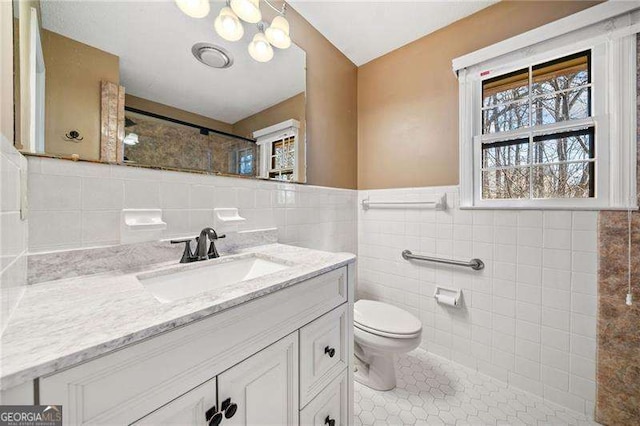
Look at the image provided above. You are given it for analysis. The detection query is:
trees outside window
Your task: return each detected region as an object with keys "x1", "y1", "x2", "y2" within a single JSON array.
[{"x1": 480, "y1": 52, "x2": 594, "y2": 200}]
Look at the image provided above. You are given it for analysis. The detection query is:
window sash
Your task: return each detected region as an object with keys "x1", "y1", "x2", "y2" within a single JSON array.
[
  {"x1": 480, "y1": 126, "x2": 595, "y2": 200},
  {"x1": 481, "y1": 51, "x2": 592, "y2": 137}
]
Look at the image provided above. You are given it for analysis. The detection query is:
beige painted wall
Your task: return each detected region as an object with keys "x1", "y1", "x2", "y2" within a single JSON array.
[
  {"x1": 233, "y1": 92, "x2": 306, "y2": 181},
  {"x1": 233, "y1": 92, "x2": 305, "y2": 139},
  {"x1": 1, "y1": 2, "x2": 14, "y2": 143},
  {"x1": 357, "y1": 1, "x2": 600, "y2": 190},
  {"x1": 125, "y1": 94, "x2": 234, "y2": 135},
  {"x1": 264, "y1": 2, "x2": 358, "y2": 189},
  {"x1": 42, "y1": 29, "x2": 119, "y2": 160}
]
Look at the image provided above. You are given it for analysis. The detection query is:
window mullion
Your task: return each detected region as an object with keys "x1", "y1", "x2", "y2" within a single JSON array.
[{"x1": 528, "y1": 65, "x2": 534, "y2": 201}]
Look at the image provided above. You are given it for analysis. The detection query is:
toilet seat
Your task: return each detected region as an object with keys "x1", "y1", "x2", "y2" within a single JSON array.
[
  {"x1": 354, "y1": 322, "x2": 421, "y2": 339},
  {"x1": 354, "y1": 300, "x2": 422, "y2": 339}
]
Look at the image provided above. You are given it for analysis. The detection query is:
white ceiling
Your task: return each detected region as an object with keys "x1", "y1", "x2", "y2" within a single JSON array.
[
  {"x1": 40, "y1": 1, "x2": 306, "y2": 124},
  {"x1": 288, "y1": 0, "x2": 498, "y2": 66}
]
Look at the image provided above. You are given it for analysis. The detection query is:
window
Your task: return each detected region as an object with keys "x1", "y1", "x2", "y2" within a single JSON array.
[
  {"x1": 237, "y1": 148, "x2": 254, "y2": 175},
  {"x1": 455, "y1": 5, "x2": 637, "y2": 209},
  {"x1": 254, "y1": 119, "x2": 301, "y2": 182},
  {"x1": 269, "y1": 136, "x2": 295, "y2": 181},
  {"x1": 480, "y1": 52, "x2": 595, "y2": 201}
]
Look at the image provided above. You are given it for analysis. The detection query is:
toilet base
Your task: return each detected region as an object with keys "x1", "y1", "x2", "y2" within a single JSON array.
[{"x1": 354, "y1": 351, "x2": 397, "y2": 391}]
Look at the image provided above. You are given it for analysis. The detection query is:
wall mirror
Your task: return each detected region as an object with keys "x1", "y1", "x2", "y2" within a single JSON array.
[{"x1": 13, "y1": 0, "x2": 307, "y2": 182}]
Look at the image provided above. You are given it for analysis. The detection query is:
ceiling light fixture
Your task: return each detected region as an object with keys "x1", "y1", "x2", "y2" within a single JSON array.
[
  {"x1": 214, "y1": 6, "x2": 244, "y2": 41},
  {"x1": 265, "y1": 15, "x2": 291, "y2": 49},
  {"x1": 179, "y1": 0, "x2": 291, "y2": 62},
  {"x1": 230, "y1": 0, "x2": 261, "y2": 24},
  {"x1": 175, "y1": 0, "x2": 210, "y2": 18},
  {"x1": 248, "y1": 30, "x2": 274, "y2": 62}
]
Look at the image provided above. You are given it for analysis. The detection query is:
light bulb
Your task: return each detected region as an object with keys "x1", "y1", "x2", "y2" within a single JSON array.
[
  {"x1": 175, "y1": 0, "x2": 210, "y2": 18},
  {"x1": 265, "y1": 15, "x2": 291, "y2": 49},
  {"x1": 248, "y1": 32, "x2": 273, "y2": 62},
  {"x1": 222, "y1": 16, "x2": 236, "y2": 32},
  {"x1": 214, "y1": 7, "x2": 244, "y2": 41},
  {"x1": 230, "y1": 0, "x2": 261, "y2": 24}
]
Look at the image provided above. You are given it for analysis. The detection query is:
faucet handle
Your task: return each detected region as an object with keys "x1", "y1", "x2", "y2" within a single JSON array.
[
  {"x1": 171, "y1": 238, "x2": 195, "y2": 263},
  {"x1": 170, "y1": 238, "x2": 193, "y2": 244},
  {"x1": 216, "y1": 234, "x2": 226, "y2": 239}
]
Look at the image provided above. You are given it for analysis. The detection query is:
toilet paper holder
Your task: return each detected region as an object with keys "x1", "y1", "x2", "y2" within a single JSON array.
[{"x1": 433, "y1": 286, "x2": 462, "y2": 307}]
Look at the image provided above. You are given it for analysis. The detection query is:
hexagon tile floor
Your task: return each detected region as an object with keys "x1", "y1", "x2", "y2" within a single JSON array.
[{"x1": 354, "y1": 349, "x2": 598, "y2": 425}]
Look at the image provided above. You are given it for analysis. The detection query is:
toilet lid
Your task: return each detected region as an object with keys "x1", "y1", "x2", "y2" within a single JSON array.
[{"x1": 354, "y1": 300, "x2": 422, "y2": 336}]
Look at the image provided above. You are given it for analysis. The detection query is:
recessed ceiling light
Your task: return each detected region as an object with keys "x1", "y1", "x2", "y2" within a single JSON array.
[{"x1": 191, "y1": 43, "x2": 234, "y2": 69}]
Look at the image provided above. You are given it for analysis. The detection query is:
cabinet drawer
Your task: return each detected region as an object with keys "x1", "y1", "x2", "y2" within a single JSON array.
[
  {"x1": 299, "y1": 304, "x2": 349, "y2": 407},
  {"x1": 300, "y1": 368, "x2": 348, "y2": 426}
]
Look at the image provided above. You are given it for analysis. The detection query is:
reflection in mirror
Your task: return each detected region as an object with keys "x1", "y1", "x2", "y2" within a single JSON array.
[
  {"x1": 123, "y1": 109, "x2": 258, "y2": 177},
  {"x1": 13, "y1": 0, "x2": 46, "y2": 153},
  {"x1": 14, "y1": 0, "x2": 307, "y2": 182}
]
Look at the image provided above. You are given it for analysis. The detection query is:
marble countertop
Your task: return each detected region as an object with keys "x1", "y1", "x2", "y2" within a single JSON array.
[{"x1": 0, "y1": 244, "x2": 355, "y2": 390}]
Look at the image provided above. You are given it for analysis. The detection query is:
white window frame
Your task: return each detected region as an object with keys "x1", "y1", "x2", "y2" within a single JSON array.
[
  {"x1": 253, "y1": 119, "x2": 300, "y2": 182},
  {"x1": 455, "y1": 3, "x2": 639, "y2": 210}
]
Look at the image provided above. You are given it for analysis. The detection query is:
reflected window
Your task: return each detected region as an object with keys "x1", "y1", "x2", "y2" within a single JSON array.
[
  {"x1": 255, "y1": 119, "x2": 300, "y2": 182},
  {"x1": 238, "y1": 148, "x2": 254, "y2": 175},
  {"x1": 270, "y1": 136, "x2": 295, "y2": 181}
]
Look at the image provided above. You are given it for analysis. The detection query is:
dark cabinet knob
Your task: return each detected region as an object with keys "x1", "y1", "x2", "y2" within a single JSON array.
[
  {"x1": 221, "y1": 398, "x2": 237, "y2": 419},
  {"x1": 205, "y1": 406, "x2": 217, "y2": 420},
  {"x1": 208, "y1": 412, "x2": 222, "y2": 426},
  {"x1": 324, "y1": 346, "x2": 336, "y2": 358},
  {"x1": 325, "y1": 415, "x2": 336, "y2": 426},
  {"x1": 224, "y1": 403, "x2": 237, "y2": 419},
  {"x1": 205, "y1": 406, "x2": 222, "y2": 426}
]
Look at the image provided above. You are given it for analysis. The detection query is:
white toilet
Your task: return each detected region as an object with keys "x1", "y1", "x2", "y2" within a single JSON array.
[{"x1": 354, "y1": 299, "x2": 422, "y2": 391}]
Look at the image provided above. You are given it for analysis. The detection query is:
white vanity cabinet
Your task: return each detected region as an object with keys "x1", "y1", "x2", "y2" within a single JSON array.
[
  {"x1": 135, "y1": 332, "x2": 298, "y2": 426},
  {"x1": 35, "y1": 263, "x2": 354, "y2": 426}
]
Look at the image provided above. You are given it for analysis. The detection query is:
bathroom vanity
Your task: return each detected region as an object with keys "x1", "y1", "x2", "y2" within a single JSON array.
[{"x1": 0, "y1": 244, "x2": 356, "y2": 426}]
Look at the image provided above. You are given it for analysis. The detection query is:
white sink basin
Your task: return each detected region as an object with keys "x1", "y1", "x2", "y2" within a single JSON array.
[{"x1": 139, "y1": 255, "x2": 290, "y2": 303}]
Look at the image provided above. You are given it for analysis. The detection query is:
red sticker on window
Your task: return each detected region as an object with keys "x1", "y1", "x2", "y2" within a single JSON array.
[{"x1": 480, "y1": 70, "x2": 490, "y2": 77}]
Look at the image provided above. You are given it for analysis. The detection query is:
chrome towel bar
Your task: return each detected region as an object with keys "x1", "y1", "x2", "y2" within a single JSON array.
[
  {"x1": 361, "y1": 195, "x2": 446, "y2": 210},
  {"x1": 402, "y1": 250, "x2": 484, "y2": 271}
]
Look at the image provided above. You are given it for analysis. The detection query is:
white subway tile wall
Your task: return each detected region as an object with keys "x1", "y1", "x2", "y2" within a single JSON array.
[
  {"x1": 22, "y1": 159, "x2": 600, "y2": 417},
  {"x1": 26, "y1": 157, "x2": 357, "y2": 255},
  {"x1": 0, "y1": 138, "x2": 28, "y2": 333},
  {"x1": 357, "y1": 186, "x2": 598, "y2": 417}
]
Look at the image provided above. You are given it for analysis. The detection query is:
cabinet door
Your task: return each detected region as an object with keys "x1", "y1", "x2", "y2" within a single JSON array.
[
  {"x1": 132, "y1": 378, "x2": 216, "y2": 426},
  {"x1": 218, "y1": 333, "x2": 298, "y2": 426}
]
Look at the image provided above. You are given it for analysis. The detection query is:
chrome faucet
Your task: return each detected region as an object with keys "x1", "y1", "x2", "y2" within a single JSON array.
[{"x1": 170, "y1": 227, "x2": 226, "y2": 263}]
